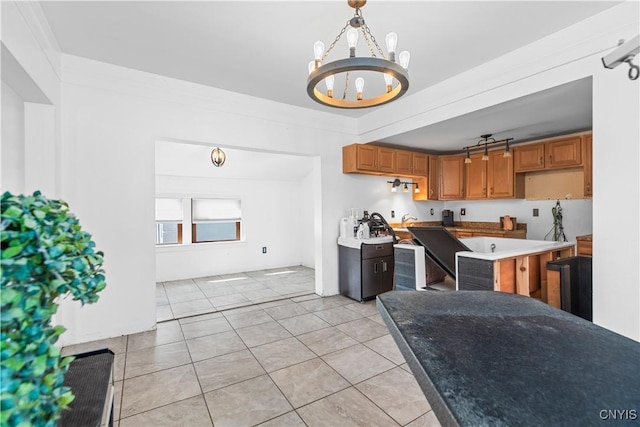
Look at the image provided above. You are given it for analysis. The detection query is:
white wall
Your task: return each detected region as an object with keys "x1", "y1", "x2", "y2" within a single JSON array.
[
  {"x1": 592, "y1": 58, "x2": 639, "y2": 340},
  {"x1": 443, "y1": 199, "x2": 592, "y2": 242},
  {"x1": 1, "y1": 81, "x2": 25, "y2": 192},
  {"x1": 53, "y1": 53, "x2": 355, "y2": 345},
  {"x1": 155, "y1": 174, "x2": 310, "y2": 281}
]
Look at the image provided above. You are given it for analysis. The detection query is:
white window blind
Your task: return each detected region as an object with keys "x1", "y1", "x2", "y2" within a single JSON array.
[
  {"x1": 192, "y1": 199, "x2": 241, "y2": 223},
  {"x1": 155, "y1": 198, "x2": 183, "y2": 221}
]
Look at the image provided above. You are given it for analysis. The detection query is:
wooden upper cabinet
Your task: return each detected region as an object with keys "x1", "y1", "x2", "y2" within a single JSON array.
[
  {"x1": 488, "y1": 150, "x2": 515, "y2": 198},
  {"x1": 343, "y1": 144, "x2": 396, "y2": 174},
  {"x1": 439, "y1": 155, "x2": 464, "y2": 200},
  {"x1": 428, "y1": 155, "x2": 439, "y2": 200},
  {"x1": 396, "y1": 150, "x2": 428, "y2": 176},
  {"x1": 514, "y1": 143, "x2": 545, "y2": 172},
  {"x1": 546, "y1": 136, "x2": 582, "y2": 169},
  {"x1": 412, "y1": 153, "x2": 429, "y2": 176},
  {"x1": 396, "y1": 150, "x2": 413, "y2": 175},
  {"x1": 377, "y1": 147, "x2": 396, "y2": 173},
  {"x1": 514, "y1": 135, "x2": 583, "y2": 172},
  {"x1": 355, "y1": 144, "x2": 377, "y2": 171},
  {"x1": 465, "y1": 153, "x2": 487, "y2": 199},
  {"x1": 583, "y1": 134, "x2": 592, "y2": 197}
]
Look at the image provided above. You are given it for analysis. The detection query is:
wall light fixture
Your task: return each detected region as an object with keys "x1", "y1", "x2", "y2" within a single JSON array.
[{"x1": 387, "y1": 178, "x2": 419, "y2": 193}]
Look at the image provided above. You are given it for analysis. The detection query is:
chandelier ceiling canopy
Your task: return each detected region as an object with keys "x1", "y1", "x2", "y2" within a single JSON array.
[{"x1": 306, "y1": 0, "x2": 411, "y2": 109}]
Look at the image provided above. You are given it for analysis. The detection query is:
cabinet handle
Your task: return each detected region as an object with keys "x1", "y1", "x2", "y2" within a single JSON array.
[
  {"x1": 549, "y1": 155, "x2": 553, "y2": 164},
  {"x1": 490, "y1": 187, "x2": 494, "y2": 195},
  {"x1": 540, "y1": 156, "x2": 543, "y2": 164},
  {"x1": 382, "y1": 261, "x2": 388, "y2": 272},
  {"x1": 374, "y1": 262, "x2": 379, "y2": 274}
]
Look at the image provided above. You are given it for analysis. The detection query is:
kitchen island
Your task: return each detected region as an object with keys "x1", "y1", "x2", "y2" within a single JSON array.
[{"x1": 377, "y1": 291, "x2": 640, "y2": 426}]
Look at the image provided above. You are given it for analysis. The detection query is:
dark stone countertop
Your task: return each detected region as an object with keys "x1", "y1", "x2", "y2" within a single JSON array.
[{"x1": 377, "y1": 291, "x2": 640, "y2": 427}]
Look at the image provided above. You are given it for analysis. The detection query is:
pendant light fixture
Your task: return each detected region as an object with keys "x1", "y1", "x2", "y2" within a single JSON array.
[
  {"x1": 307, "y1": 0, "x2": 411, "y2": 109},
  {"x1": 210, "y1": 147, "x2": 226, "y2": 167},
  {"x1": 462, "y1": 134, "x2": 514, "y2": 164}
]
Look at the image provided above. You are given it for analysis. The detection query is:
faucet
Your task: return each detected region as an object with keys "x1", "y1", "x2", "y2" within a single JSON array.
[{"x1": 401, "y1": 213, "x2": 418, "y2": 228}]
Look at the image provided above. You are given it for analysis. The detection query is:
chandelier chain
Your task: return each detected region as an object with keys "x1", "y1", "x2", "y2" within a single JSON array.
[
  {"x1": 323, "y1": 20, "x2": 351, "y2": 60},
  {"x1": 342, "y1": 71, "x2": 351, "y2": 99},
  {"x1": 362, "y1": 24, "x2": 386, "y2": 58}
]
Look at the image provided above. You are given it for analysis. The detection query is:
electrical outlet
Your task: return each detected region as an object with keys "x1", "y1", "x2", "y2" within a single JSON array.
[
  {"x1": 391, "y1": 210, "x2": 395, "y2": 218},
  {"x1": 461, "y1": 208, "x2": 466, "y2": 216},
  {"x1": 533, "y1": 209, "x2": 539, "y2": 217},
  {"x1": 262, "y1": 247, "x2": 267, "y2": 254},
  {"x1": 430, "y1": 208, "x2": 434, "y2": 215}
]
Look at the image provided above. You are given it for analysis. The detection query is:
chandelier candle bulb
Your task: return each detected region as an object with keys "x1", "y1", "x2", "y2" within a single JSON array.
[
  {"x1": 313, "y1": 40, "x2": 325, "y2": 61},
  {"x1": 325, "y1": 75, "x2": 335, "y2": 98},
  {"x1": 384, "y1": 74, "x2": 393, "y2": 92},
  {"x1": 347, "y1": 28, "x2": 359, "y2": 57},
  {"x1": 399, "y1": 51, "x2": 411, "y2": 69},
  {"x1": 355, "y1": 77, "x2": 365, "y2": 100},
  {"x1": 385, "y1": 32, "x2": 398, "y2": 62}
]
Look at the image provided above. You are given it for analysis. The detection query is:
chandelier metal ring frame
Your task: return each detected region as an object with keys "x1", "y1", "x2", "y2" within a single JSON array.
[
  {"x1": 306, "y1": 0, "x2": 411, "y2": 109},
  {"x1": 307, "y1": 58, "x2": 409, "y2": 108}
]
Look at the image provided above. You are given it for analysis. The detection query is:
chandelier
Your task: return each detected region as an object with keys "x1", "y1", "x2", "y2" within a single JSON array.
[{"x1": 306, "y1": 0, "x2": 411, "y2": 109}]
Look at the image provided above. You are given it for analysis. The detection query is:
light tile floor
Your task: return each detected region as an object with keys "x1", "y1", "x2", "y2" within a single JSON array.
[
  {"x1": 156, "y1": 266, "x2": 316, "y2": 321},
  {"x1": 62, "y1": 293, "x2": 442, "y2": 426}
]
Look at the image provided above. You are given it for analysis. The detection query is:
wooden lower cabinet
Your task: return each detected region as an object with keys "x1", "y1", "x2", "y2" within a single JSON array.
[
  {"x1": 577, "y1": 235, "x2": 592, "y2": 256},
  {"x1": 450, "y1": 229, "x2": 526, "y2": 239}
]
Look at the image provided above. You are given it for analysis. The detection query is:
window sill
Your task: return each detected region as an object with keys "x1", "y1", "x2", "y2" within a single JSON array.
[{"x1": 156, "y1": 239, "x2": 247, "y2": 253}]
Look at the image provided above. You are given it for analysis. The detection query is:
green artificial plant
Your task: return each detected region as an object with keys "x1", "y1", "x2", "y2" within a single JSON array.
[{"x1": 1, "y1": 191, "x2": 106, "y2": 427}]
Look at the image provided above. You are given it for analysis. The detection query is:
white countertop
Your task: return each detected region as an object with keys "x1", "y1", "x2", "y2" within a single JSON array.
[
  {"x1": 338, "y1": 235, "x2": 394, "y2": 249},
  {"x1": 456, "y1": 237, "x2": 576, "y2": 261}
]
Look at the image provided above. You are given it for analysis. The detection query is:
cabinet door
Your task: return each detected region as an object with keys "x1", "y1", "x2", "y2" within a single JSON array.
[
  {"x1": 412, "y1": 153, "x2": 429, "y2": 176},
  {"x1": 396, "y1": 150, "x2": 413, "y2": 175},
  {"x1": 356, "y1": 145, "x2": 377, "y2": 171},
  {"x1": 439, "y1": 156, "x2": 464, "y2": 200},
  {"x1": 488, "y1": 150, "x2": 514, "y2": 198},
  {"x1": 428, "y1": 155, "x2": 439, "y2": 200},
  {"x1": 583, "y1": 134, "x2": 592, "y2": 197},
  {"x1": 377, "y1": 147, "x2": 396, "y2": 173},
  {"x1": 546, "y1": 136, "x2": 582, "y2": 169},
  {"x1": 362, "y1": 257, "x2": 394, "y2": 299},
  {"x1": 514, "y1": 143, "x2": 545, "y2": 172},
  {"x1": 465, "y1": 153, "x2": 487, "y2": 199}
]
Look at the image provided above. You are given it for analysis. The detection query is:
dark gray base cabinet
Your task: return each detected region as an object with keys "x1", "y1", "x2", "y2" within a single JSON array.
[{"x1": 339, "y1": 242, "x2": 394, "y2": 302}]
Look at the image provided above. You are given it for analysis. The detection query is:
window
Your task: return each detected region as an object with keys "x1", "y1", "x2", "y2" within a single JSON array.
[
  {"x1": 192, "y1": 198, "x2": 242, "y2": 243},
  {"x1": 155, "y1": 198, "x2": 183, "y2": 245}
]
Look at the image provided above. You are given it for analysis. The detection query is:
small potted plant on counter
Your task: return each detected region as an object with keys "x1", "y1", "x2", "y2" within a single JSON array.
[{"x1": 1, "y1": 191, "x2": 106, "y2": 426}]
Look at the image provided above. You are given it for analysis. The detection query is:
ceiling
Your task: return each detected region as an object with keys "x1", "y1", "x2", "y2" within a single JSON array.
[{"x1": 39, "y1": 1, "x2": 614, "y2": 151}]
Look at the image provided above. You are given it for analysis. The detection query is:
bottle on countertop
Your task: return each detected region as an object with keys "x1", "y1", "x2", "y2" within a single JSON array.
[{"x1": 340, "y1": 218, "x2": 350, "y2": 238}]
